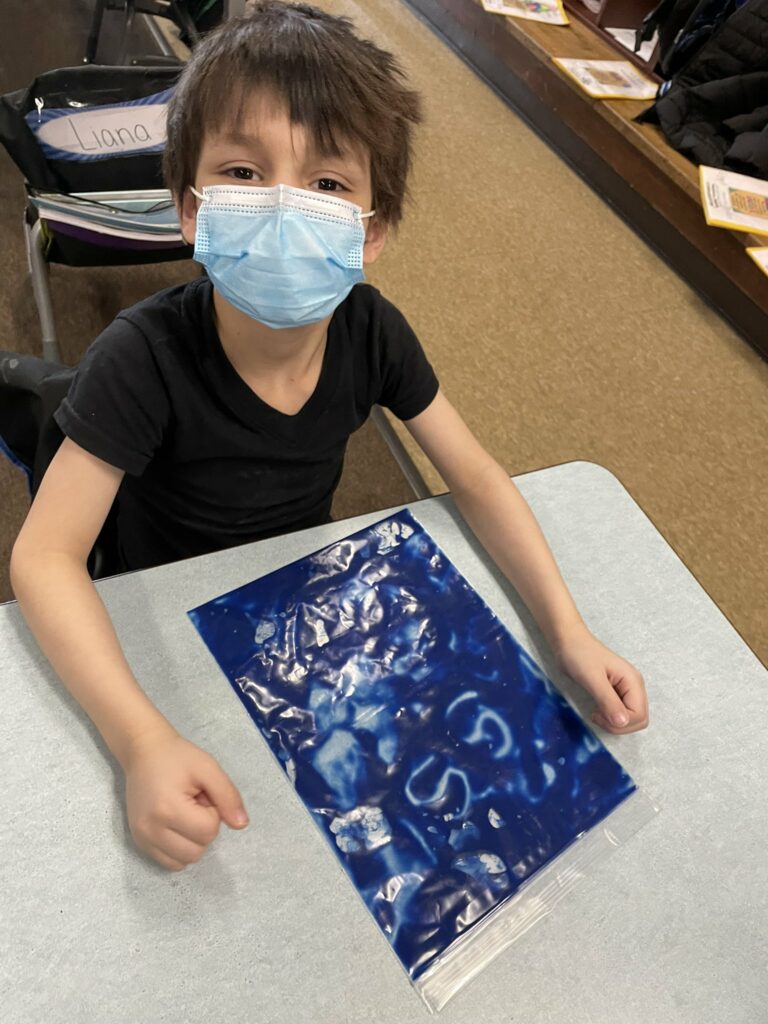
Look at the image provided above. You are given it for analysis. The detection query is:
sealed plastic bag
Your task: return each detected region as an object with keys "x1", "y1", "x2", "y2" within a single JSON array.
[{"x1": 189, "y1": 511, "x2": 656, "y2": 1011}]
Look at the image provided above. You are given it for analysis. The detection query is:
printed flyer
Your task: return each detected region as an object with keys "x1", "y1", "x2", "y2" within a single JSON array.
[
  {"x1": 553, "y1": 58, "x2": 658, "y2": 99},
  {"x1": 700, "y1": 166, "x2": 768, "y2": 237},
  {"x1": 481, "y1": 0, "x2": 569, "y2": 27}
]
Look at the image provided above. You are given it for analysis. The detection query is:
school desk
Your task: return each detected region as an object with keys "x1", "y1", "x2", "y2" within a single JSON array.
[{"x1": 2, "y1": 461, "x2": 765, "y2": 1023}]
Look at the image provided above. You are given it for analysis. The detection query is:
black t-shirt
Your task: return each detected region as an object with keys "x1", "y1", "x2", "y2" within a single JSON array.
[{"x1": 54, "y1": 277, "x2": 439, "y2": 572}]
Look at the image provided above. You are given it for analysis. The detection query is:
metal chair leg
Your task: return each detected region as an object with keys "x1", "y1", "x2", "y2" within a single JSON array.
[
  {"x1": 24, "y1": 218, "x2": 60, "y2": 364},
  {"x1": 84, "y1": 0, "x2": 108, "y2": 64},
  {"x1": 370, "y1": 406, "x2": 431, "y2": 500},
  {"x1": 169, "y1": 0, "x2": 200, "y2": 45}
]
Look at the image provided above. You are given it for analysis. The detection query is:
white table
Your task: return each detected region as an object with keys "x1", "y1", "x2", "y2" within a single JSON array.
[{"x1": 2, "y1": 462, "x2": 765, "y2": 1023}]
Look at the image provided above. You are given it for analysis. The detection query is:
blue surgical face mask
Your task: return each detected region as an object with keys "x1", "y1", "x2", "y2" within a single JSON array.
[{"x1": 191, "y1": 183, "x2": 376, "y2": 330}]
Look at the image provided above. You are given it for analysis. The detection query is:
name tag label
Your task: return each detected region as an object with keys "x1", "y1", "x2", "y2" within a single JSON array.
[{"x1": 26, "y1": 88, "x2": 172, "y2": 161}]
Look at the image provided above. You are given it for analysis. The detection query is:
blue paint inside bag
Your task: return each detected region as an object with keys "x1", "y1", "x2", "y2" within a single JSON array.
[{"x1": 189, "y1": 511, "x2": 635, "y2": 980}]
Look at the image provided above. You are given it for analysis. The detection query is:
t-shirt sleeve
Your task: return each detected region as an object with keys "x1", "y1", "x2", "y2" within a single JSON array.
[
  {"x1": 375, "y1": 295, "x2": 439, "y2": 421},
  {"x1": 53, "y1": 315, "x2": 170, "y2": 476}
]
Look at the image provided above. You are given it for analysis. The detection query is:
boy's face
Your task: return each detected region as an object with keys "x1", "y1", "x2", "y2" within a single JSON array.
[{"x1": 179, "y1": 90, "x2": 387, "y2": 266}]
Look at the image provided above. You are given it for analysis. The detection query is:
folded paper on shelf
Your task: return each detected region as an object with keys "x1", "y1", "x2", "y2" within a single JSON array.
[
  {"x1": 700, "y1": 166, "x2": 768, "y2": 238},
  {"x1": 481, "y1": 0, "x2": 569, "y2": 26},
  {"x1": 553, "y1": 58, "x2": 658, "y2": 99}
]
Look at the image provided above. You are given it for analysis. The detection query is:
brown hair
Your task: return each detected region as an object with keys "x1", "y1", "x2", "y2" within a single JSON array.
[{"x1": 163, "y1": 1, "x2": 422, "y2": 226}]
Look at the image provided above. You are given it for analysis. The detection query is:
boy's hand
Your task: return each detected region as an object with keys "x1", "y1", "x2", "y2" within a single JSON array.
[
  {"x1": 123, "y1": 731, "x2": 249, "y2": 871},
  {"x1": 554, "y1": 627, "x2": 649, "y2": 735}
]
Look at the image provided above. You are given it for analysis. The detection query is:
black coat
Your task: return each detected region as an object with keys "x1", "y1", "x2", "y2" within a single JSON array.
[{"x1": 640, "y1": 0, "x2": 768, "y2": 179}]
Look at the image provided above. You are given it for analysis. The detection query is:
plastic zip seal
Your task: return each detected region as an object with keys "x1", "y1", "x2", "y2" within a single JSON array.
[
  {"x1": 415, "y1": 787, "x2": 657, "y2": 1011},
  {"x1": 189, "y1": 510, "x2": 658, "y2": 1012}
]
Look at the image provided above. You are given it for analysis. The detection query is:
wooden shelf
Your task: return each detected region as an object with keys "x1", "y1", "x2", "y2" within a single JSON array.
[{"x1": 403, "y1": 0, "x2": 768, "y2": 360}]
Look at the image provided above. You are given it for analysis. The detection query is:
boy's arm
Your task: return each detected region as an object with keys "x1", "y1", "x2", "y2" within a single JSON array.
[
  {"x1": 11, "y1": 439, "x2": 249, "y2": 869},
  {"x1": 404, "y1": 391, "x2": 648, "y2": 734}
]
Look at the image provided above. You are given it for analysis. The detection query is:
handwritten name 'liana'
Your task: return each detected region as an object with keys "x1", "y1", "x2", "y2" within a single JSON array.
[{"x1": 68, "y1": 118, "x2": 155, "y2": 151}]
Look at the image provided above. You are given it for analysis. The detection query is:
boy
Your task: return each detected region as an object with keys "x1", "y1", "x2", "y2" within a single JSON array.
[{"x1": 10, "y1": 2, "x2": 648, "y2": 873}]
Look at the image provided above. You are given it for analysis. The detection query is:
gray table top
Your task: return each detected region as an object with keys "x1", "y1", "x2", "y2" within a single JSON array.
[{"x1": 1, "y1": 461, "x2": 766, "y2": 1024}]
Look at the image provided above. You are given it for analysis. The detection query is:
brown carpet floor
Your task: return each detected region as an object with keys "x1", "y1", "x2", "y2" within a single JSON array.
[{"x1": 1, "y1": 0, "x2": 766, "y2": 668}]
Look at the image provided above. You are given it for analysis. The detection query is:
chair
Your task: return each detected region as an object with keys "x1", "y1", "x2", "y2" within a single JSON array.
[
  {"x1": 0, "y1": 63, "x2": 192, "y2": 362},
  {"x1": 0, "y1": 351, "x2": 121, "y2": 578},
  {"x1": 84, "y1": 0, "x2": 201, "y2": 66}
]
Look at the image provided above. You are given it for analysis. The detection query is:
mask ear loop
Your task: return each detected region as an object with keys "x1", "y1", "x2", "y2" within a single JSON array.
[{"x1": 361, "y1": 210, "x2": 376, "y2": 238}]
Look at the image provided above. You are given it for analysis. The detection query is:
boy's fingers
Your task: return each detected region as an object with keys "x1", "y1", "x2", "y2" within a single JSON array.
[
  {"x1": 592, "y1": 710, "x2": 649, "y2": 734},
  {"x1": 197, "y1": 762, "x2": 249, "y2": 830},
  {"x1": 168, "y1": 801, "x2": 221, "y2": 846},
  {"x1": 630, "y1": 681, "x2": 649, "y2": 722},
  {"x1": 583, "y1": 675, "x2": 631, "y2": 728},
  {"x1": 614, "y1": 669, "x2": 648, "y2": 716},
  {"x1": 155, "y1": 829, "x2": 207, "y2": 866},
  {"x1": 145, "y1": 845, "x2": 188, "y2": 872}
]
